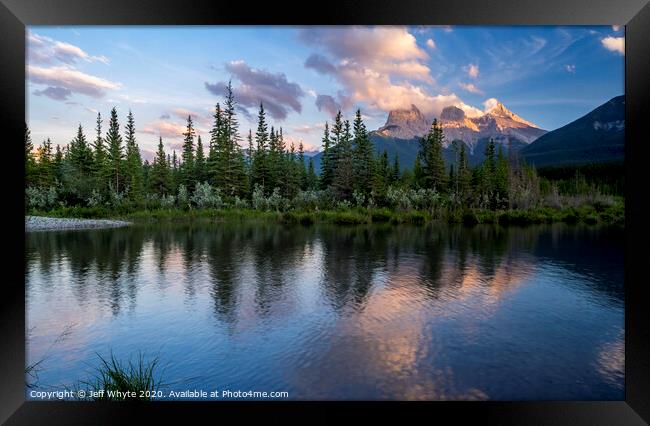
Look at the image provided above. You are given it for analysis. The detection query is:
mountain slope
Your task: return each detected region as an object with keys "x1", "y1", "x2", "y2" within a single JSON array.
[{"x1": 520, "y1": 95, "x2": 624, "y2": 167}]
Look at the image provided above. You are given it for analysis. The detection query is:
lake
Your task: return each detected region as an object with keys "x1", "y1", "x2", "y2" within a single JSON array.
[{"x1": 25, "y1": 222, "x2": 624, "y2": 400}]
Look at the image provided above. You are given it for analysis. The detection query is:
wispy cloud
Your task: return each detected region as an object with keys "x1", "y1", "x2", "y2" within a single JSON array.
[
  {"x1": 33, "y1": 86, "x2": 73, "y2": 101},
  {"x1": 28, "y1": 32, "x2": 109, "y2": 65},
  {"x1": 27, "y1": 65, "x2": 121, "y2": 99},
  {"x1": 426, "y1": 38, "x2": 436, "y2": 49},
  {"x1": 140, "y1": 119, "x2": 187, "y2": 139},
  {"x1": 459, "y1": 82, "x2": 484, "y2": 95},
  {"x1": 565, "y1": 64, "x2": 576, "y2": 73}
]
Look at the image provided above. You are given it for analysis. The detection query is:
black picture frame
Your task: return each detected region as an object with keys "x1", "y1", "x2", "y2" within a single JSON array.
[{"x1": 2, "y1": 0, "x2": 648, "y2": 423}]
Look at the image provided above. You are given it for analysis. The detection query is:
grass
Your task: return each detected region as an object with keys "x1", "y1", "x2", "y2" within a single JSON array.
[
  {"x1": 79, "y1": 351, "x2": 163, "y2": 401},
  {"x1": 28, "y1": 197, "x2": 625, "y2": 228}
]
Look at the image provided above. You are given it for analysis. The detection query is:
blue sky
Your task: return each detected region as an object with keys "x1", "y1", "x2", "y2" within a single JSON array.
[{"x1": 26, "y1": 25, "x2": 624, "y2": 160}]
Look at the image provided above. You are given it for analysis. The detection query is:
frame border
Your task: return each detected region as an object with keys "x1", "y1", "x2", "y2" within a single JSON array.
[{"x1": 2, "y1": 0, "x2": 649, "y2": 423}]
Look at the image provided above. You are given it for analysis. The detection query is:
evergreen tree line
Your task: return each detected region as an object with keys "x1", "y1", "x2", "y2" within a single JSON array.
[{"x1": 24, "y1": 86, "x2": 576, "y2": 213}]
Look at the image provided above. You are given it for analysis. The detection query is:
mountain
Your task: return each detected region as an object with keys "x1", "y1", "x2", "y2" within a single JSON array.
[
  {"x1": 376, "y1": 104, "x2": 430, "y2": 140},
  {"x1": 375, "y1": 102, "x2": 546, "y2": 154},
  {"x1": 520, "y1": 95, "x2": 624, "y2": 167}
]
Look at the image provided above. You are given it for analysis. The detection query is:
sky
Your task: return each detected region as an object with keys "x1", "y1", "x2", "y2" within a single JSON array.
[{"x1": 26, "y1": 25, "x2": 624, "y2": 161}]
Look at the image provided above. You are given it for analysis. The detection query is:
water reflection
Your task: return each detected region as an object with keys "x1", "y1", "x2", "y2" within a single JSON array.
[{"x1": 26, "y1": 223, "x2": 624, "y2": 400}]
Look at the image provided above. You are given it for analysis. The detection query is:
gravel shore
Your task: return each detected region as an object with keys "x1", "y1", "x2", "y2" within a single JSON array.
[{"x1": 25, "y1": 216, "x2": 132, "y2": 232}]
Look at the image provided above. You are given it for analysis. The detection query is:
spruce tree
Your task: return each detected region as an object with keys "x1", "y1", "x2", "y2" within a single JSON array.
[
  {"x1": 25, "y1": 126, "x2": 37, "y2": 187},
  {"x1": 352, "y1": 109, "x2": 374, "y2": 195},
  {"x1": 208, "y1": 103, "x2": 223, "y2": 186},
  {"x1": 457, "y1": 142, "x2": 471, "y2": 204},
  {"x1": 124, "y1": 110, "x2": 144, "y2": 202},
  {"x1": 151, "y1": 137, "x2": 172, "y2": 196},
  {"x1": 252, "y1": 103, "x2": 269, "y2": 192},
  {"x1": 319, "y1": 122, "x2": 334, "y2": 189},
  {"x1": 92, "y1": 112, "x2": 108, "y2": 194},
  {"x1": 419, "y1": 118, "x2": 446, "y2": 191},
  {"x1": 195, "y1": 135, "x2": 206, "y2": 184},
  {"x1": 298, "y1": 141, "x2": 307, "y2": 190},
  {"x1": 307, "y1": 158, "x2": 318, "y2": 190},
  {"x1": 180, "y1": 115, "x2": 196, "y2": 190},
  {"x1": 105, "y1": 107, "x2": 124, "y2": 193},
  {"x1": 334, "y1": 119, "x2": 354, "y2": 200},
  {"x1": 392, "y1": 153, "x2": 400, "y2": 184},
  {"x1": 36, "y1": 138, "x2": 53, "y2": 187}
]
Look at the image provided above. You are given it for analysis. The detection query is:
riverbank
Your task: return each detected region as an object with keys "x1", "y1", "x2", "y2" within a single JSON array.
[
  {"x1": 25, "y1": 215, "x2": 132, "y2": 232},
  {"x1": 27, "y1": 200, "x2": 625, "y2": 227}
]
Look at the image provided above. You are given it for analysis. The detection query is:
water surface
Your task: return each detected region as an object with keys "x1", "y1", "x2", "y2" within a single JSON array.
[{"x1": 26, "y1": 223, "x2": 624, "y2": 400}]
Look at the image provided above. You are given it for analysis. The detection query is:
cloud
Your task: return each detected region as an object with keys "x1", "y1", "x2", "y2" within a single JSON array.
[
  {"x1": 293, "y1": 123, "x2": 325, "y2": 134},
  {"x1": 159, "y1": 113, "x2": 171, "y2": 119},
  {"x1": 601, "y1": 36, "x2": 624, "y2": 55},
  {"x1": 140, "y1": 120, "x2": 187, "y2": 139},
  {"x1": 28, "y1": 32, "x2": 109, "y2": 65},
  {"x1": 205, "y1": 60, "x2": 305, "y2": 121},
  {"x1": 33, "y1": 86, "x2": 72, "y2": 101},
  {"x1": 565, "y1": 64, "x2": 576, "y2": 73},
  {"x1": 298, "y1": 26, "x2": 467, "y2": 117},
  {"x1": 612, "y1": 25, "x2": 622, "y2": 32},
  {"x1": 458, "y1": 83, "x2": 484, "y2": 95},
  {"x1": 305, "y1": 54, "x2": 337, "y2": 75},
  {"x1": 426, "y1": 38, "x2": 436, "y2": 49},
  {"x1": 464, "y1": 63, "x2": 479, "y2": 79},
  {"x1": 27, "y1": 65, "x2": 121, "y2": 99},
  {"x1": 171, "y1": 107, "x2": 201, "y2": 120},
  {"x1": 315, "y1": 94, "x2": 341, "y2": 117}
]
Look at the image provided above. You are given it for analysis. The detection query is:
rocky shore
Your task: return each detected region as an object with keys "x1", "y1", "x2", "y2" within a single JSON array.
[{"x1": 25, "y1": 216, "x2": 132, "y2": 232}]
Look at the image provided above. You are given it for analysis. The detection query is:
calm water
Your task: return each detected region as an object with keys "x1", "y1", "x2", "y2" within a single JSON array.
[{"x1": 26, "y1": 223, "x2": 624, "y2": 400}]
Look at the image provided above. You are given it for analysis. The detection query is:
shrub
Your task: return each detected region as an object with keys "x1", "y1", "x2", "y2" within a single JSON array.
[
  {"x1": 293, "y1": 190, "x2": 319, "y2": 211},
  {"x1": 26, "y1": 186, "x2": 59, "y2": 210},
  {"x1": 160, "y1": 194, "x2": 176, "y2": 209},
  {"x1": 177, "y1": 184, "x2": 190, "y2": 210},
  {"x1": 191, "y1": 182, "x2": 223, "y2": 209}
]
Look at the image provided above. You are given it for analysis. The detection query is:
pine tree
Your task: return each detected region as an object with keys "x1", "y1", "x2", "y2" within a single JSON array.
[
  {"x1": 372, "y1": 150, "x2": 391, "y2": 202},
  {"x1": 150, "y1": 137, "x2": 172, "y2": 196},
  {"x1": 105, "y1": 107, "x2": 124, "y2": 193},
  {"x1": 457, "y1": 142, "x2": 471, "y2": 204},
  {"x1": 208, "y1": 103, "x2": 223, "y2": 186},
  {"x1": 53, "y1": 144, "x2": 64, "y2": 184},
  {"x1": 25, "y1": 126, "x2": 37, "y2": 187},
  {"x1": 36, "y1": 138, "x2": 53, "y2": 187},
  {"x1": 334, "y1": 119, "x2": 354, "y2": 200},
  {"x1": 413, "y1": 154, "x2": 423, "y2": 189},
  {"x1": 319, "y1": 122, "x2": 334, "y2": 189},
  {"x1": 297, "y1": 141, "x2": 307, "y2": 190},
  {"x1": 69, "y1": 124, "x2": 94, "y2": 176},
  {"x1": 306, "y1": 157, "x2": 318, "y2": 190},
  {"x1": 171, "y1": 150, "x2": 179, "y2": 192},
  {"x1": 392, "y1": 153, "x2": 400, "y2": 184},
  {"x1": 92, "y1": 112, "x2": 108, "y2": 194},
  {"x1": 352, "y1": 109, "x2": 374, "y2": 194},
  {"x1": 223, "y1": 80, "x2": 247, "y2": 196},
  {"x1": 419, "y1": 118, "x2": 446, "y2": 191},
  {"x1": 195, "y1": 135, "x2": 206, "y2": 184},
  {"x1": 251, "y1": 103, "x2": 269, "y2": 192},
  {"x1": 180, "y1": 115, "x2": 196, "y2": 190},
  {"x1": 124, "y1": 110, "x2": 144, "y2": 202}
]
